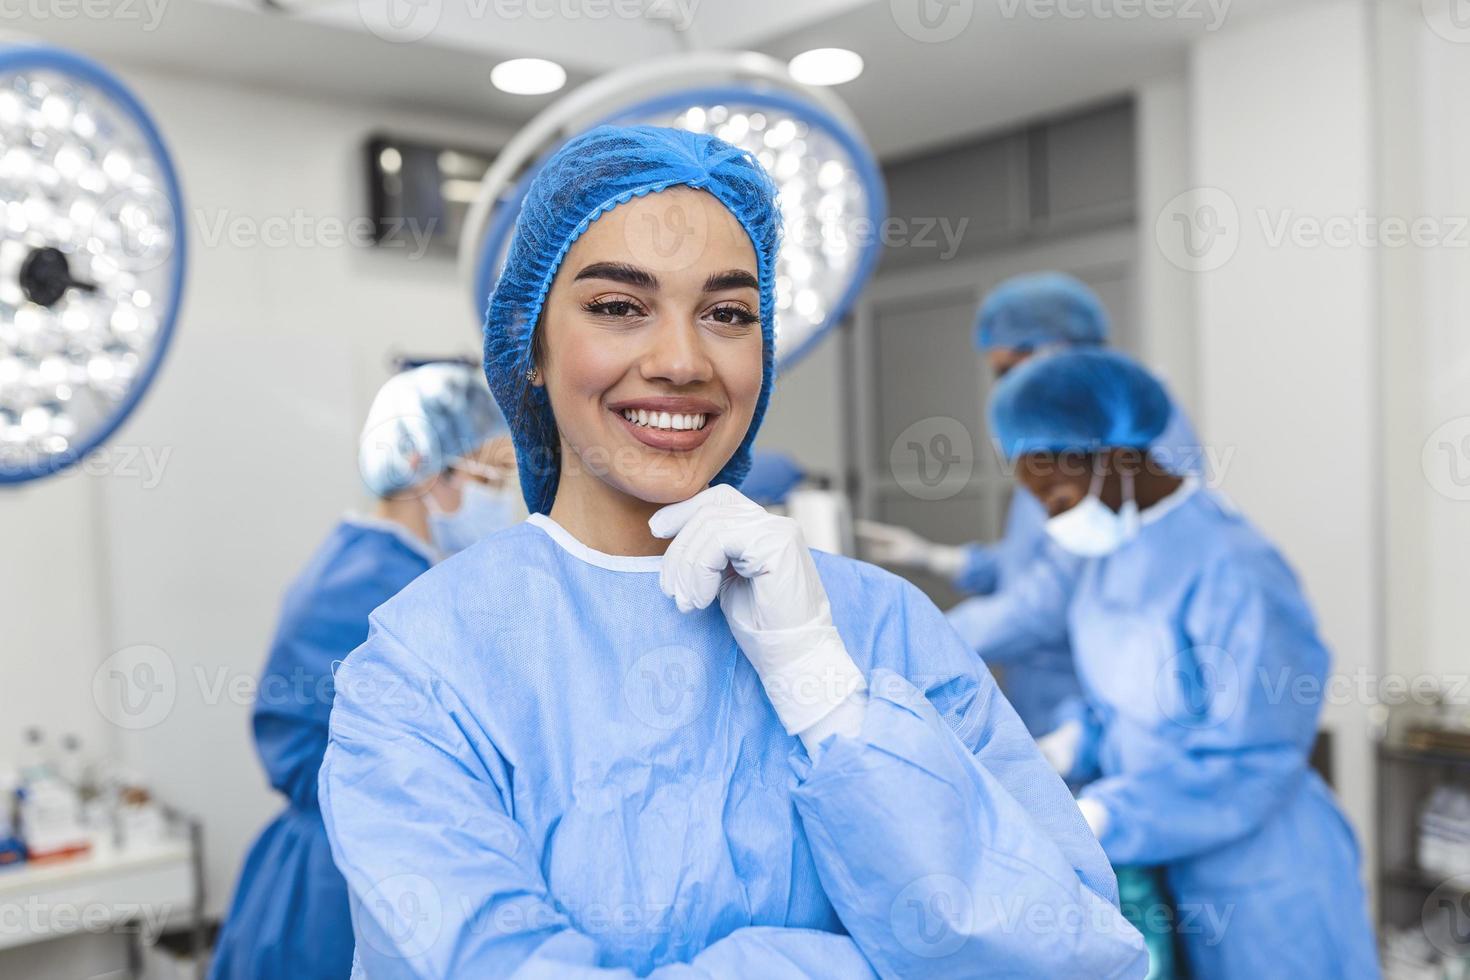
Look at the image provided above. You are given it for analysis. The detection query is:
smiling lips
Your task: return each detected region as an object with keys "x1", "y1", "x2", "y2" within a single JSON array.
[{"x1": 609, "y1": 397, "x2": 720, "y2": 452}]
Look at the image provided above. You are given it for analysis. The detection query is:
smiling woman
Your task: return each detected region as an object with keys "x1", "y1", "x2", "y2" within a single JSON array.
[{"x1": 316, "y1": 126, "x2": 1150, "y2": 979}]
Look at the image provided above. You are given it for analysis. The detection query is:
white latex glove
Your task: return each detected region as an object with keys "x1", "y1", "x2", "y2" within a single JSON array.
[
  {"x1": 854, "y1": 519, "x2": 968, "y2": 578},
  {"x1": 1036, "y1": 719, "x2": 1083, "y2": 777},
  {"x1": 652, "y1": 486, "x2": 867, "y2": 744},
  {"x1": 1077, "y1": 797, "x2": 1111, "y2": 840}
]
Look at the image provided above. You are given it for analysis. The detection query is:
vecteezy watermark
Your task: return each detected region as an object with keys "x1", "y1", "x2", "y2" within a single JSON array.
[
  {"x1": 91, "y1": 647, "x2": 433, "y2": 731},
  {"x1": 1153, "y1": 646, "x2": 1242, "y2": 730},
  {"x1": 0, "y1": 0, "x2": 169, "y2": 31},
  {"x1": 357, "y1": 0, "x2": 701, "y2": 44},
  {"x1": 621, "y1": 646, "x2": 710, "y2": 732},
  {"x1": 1422, "y1": 416, "x2": 1470, "y2": 501},
  {"x1": 1422, "y1": 0, "x2": 1470, "y2": 44},
  {"x1": 890, "y1": 0, "x2": 975, "y2": 43},
  {"x1": 1155, "y1": 187, "x2": 1240, "y2": 273},
  {"x1": 1154, "y1": 650, "x2": 1470, "y2": 730},
  {"x1": 92, "y1": 645, "x2": 177, "y2": 731},
  {"x1": 1158, "y1": 190, "x2": 1470, "y2": 271},
  {"x1": 891, "y1": 874, "x2": 973, "y2": 958},
  {"x1": 890, "y1": 417, "x2": 976, "y2": 501},
  {"x1": 193, "y1": 209, "x2": 438, "y2": 261},
  {"x1": 1257, "y1": 210, "x2": 1470, "y2": 250},
  {"x1": 1422, "y1": 875, "x2": 1470, "y2": 957},
  {"x1": 357, "y1": 874, "x2": 444, "y2": 959},
  {"x1": 996, "y1": 0, "x2": 1230, "y2": 31},
  {"x1": 0, "y1": 444, "x2": 172, "y2": 489},
  {"x1": 0, "y1": 898, "x2": 175, "y2": 944}
]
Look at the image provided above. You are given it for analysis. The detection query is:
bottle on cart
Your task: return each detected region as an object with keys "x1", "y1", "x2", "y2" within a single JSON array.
[
  {"x1": 0, "y1": 768, "x2": 24, "y2": 866},
  {"x1": 16, "y1": 726, "x2": 91, "y2": 863},
  {"x1": 17, "y1": 727, "x2": 53, "y2": 784}
]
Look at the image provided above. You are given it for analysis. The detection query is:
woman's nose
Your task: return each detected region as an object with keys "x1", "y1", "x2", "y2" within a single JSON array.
[{"x1": 639, "y1": 315, "x2": 714, "y2": 387}]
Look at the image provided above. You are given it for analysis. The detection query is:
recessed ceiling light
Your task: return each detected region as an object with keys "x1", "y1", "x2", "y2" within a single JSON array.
[
  {"x1": 490, "y1": 58, "x2": 567, "y2": 96},
  {"x1": 787, "y1": 48, "x2": 863, "y2": 87}
]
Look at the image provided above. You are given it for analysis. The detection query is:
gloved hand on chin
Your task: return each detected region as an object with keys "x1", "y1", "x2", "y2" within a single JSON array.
[{"x1": 652, "y1": 485, "x2": 868, "y2": 752}]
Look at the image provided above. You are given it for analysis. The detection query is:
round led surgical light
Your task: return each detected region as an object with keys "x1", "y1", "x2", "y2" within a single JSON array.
[
  {"x1": 787, "y1": 48, "x2": 864, "y2": 87},
  {"x1": 0, "y1": 46, "x2": 185, "y2": 484},
  {"x1": 490, "y1": 59, "x2": 568, "y2": 96},
  {"x1": 462, "y1": 52, "x2": 885, "y2": 369}
]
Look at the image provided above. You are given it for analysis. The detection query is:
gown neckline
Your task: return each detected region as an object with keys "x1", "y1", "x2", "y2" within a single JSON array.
[{"x1": 526, "y1": 513, "x2": 664, "y2": 574}]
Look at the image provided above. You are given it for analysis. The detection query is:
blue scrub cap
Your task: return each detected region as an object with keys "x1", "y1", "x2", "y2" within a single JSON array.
[
  {"x1": 359, "y1": 362, "x2": 506, "y2": 498},
  {"x1": 989, "y1": 349, "x2": 1170, "y2": 459},
  {"x1": 482, "y1": 124, "x2": 782, "y2": 515},
  {"x1": 974, "y1": 272, "x2": 1110, "y2": 352},
  {"x1": 740, "y1": 450, "x2": 806, "y2": 506}
]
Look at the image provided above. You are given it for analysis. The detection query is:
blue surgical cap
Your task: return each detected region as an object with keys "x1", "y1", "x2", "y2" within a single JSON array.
[
  {"x1": 359, "y1": 362, "x2": 506, "y2": 498},
  {"x1": 974, "y1": 272, "x2": 1110, "y2": 352},
  {"x1": 741, "y1": 451, "x2": 806, "y2": 506},
  {"x1": 483, "y1": 124, "x2": 782, "y2": 515},
  {"x1": 988, "y1": 349, "x2": 1170, "y2": 459}
]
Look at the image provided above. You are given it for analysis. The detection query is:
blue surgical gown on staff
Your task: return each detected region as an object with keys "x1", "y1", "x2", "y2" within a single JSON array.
[
  {"x1": 318, "y1": 514, "x2": 1149, "y2": 979},
  {"x1": 209, "y1": 518, "x2": 434, "y2": 980},
  {"x1": 946, "y1": 399, "x2": 1201, "y2": 736},
  {"x1": 1061, "y1": 487, "x2": 1379, "y2": 979}
]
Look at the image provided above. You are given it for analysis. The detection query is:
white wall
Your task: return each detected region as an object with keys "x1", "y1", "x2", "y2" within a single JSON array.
[
  {"x1": 1134, "y1": 73, "x2": 1198, "y2": 420},
  {"x1": 1188, "y1": 0, "x2": 1379, "y2": 850},
  {"x1": 1376, "y1": 2, "x2": 1470, "y2": 690}
]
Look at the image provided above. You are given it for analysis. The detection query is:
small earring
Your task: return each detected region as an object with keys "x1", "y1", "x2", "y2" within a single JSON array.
[{"x1": 525, "y1": 367, "x2": 539, "y2": 383}]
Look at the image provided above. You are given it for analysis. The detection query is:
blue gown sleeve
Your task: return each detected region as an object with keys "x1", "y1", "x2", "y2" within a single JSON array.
[
  {"x1": 790, "y1": 581, "x2": 1148, "y2": 979},
  {"x1": 1079, "y1": 554, "x2": 1325, "y2": 866},
  {"x1": 944, "y1": 541, "x2": 1080, "y2": 665},
  {"x1": 1050, "y1": 696, "x2": 1104, "y2": 785},
  {"x1": 319, "y1": 620, "x2": 879, "y2": 980},
  {"x1": 950, "y1": 543, "x2": 1000, "y2": 596}
]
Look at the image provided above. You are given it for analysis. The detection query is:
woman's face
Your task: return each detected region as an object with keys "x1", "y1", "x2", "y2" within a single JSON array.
[{"x1": 536, "y1": 186, "x2": 764, "y2": 506}]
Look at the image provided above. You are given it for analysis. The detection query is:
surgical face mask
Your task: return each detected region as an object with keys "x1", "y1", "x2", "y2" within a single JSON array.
[
  {"x1": 1044, "y1": 468, "x2": 1139, "y2": 558},
  {"x1": 427, "y1": 479, "x2": 517, "y2": 557}
]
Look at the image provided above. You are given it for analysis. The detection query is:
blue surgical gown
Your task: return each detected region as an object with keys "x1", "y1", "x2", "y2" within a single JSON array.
[
  {"x1": 1063, "y1": 488, "x2": 1378, "y2": 979},
  {"x1": 210, "y1": 518, "x2": 433, "y2": 980},
  {"x1": 947, "y1": 399, "x2": 1202, "y2": 735},
  {"x1": 318, "y1": 515, "x2": 1148, "y2": 978}
]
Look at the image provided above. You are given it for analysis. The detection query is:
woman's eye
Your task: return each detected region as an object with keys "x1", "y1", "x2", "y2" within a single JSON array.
[
  {"x1": 585, "y1": 298, "x2": 645, "y2": 318},
  {"x1": 708, "y1": 305, "x2": 759, "y2": 326}
]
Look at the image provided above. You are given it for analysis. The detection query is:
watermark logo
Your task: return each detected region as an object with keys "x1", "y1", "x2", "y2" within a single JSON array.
[
  {"x1": 1422, "y1": 875, "x2": 1470, "y2": 956},
  {"x1": 359, "y1": 873, "x2": 443, "y2": 958},
  {"x1": 92, "y1": 644, "x2": 176, "y2": 731},
  {"x1": 890, "y1": 417, "x2": 975, "y2": 501},
  {"x1": 1155, "y1": 187, "x2": 1239, "y2": 272},
  {"x1": 93, "y1": 185, "x2": 177, "y2": 275},
  {"x1": 1422, "y1": 417, "x2": 1470, "y2": 501},
  {"x1": 1423, "y1": 0, "x2": 1470, "y2": 44},
  {"x1": 621, "y1": 196, "x2": 712, "y2": 276},
  {"x1": 1153, "y1": 646, "x2": 1240, "y2": 730},
  {"x1": 622, "y1": 646, "x2": 708, "y2": 731},
  {"x1": 891, "y1": 0, "x2": 974, "y2": 42},
  {"x1": 0, "y1": 0, "x2": 170, "y2": 31},
  {"x1": 995, "y1": 0, "x2": 1230, "y2": 31},
  {"x1": 891, "y1": 874, "x2": 973, "y2": 958},
  {"x1": 359, "y1": 0, "x2": 441, "y2": 42}
]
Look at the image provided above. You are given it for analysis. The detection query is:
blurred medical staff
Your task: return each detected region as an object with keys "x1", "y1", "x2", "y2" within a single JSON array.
[
  {"x1": 208, "y1": 363, "x2": 516, "y2": 980},
  {"x1": 989, "y1": 349, "x2": 1378, "y2": 979},
  {"x1": 858, "y1": 272, "x2": 1201, "y2": 735}
]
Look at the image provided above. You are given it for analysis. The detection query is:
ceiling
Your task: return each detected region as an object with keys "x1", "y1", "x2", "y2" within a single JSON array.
[{"x1": 4, "y1": 0, "x2": 1310, "y2": 158}]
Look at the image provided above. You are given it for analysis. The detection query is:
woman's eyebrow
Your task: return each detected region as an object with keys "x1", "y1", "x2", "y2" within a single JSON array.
[
  {"x1": 703, "y1": 269, "x2": 758, "y2": 292},
  {"x1": 573, "y1": 262, "x2": 659, "y2": 289}
]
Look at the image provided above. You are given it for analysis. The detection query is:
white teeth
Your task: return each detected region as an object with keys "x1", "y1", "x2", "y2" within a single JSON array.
[{"x1": 620, "y1": 409, "x2": 710, "y2": 431}]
